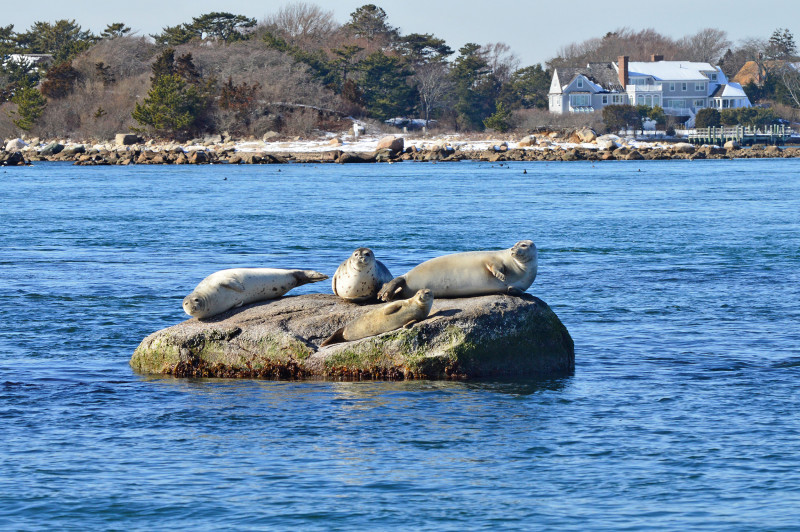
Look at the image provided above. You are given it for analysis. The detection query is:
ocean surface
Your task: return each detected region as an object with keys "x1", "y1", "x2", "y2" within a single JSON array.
[{"x1": 1, "y1": 159, "x2": 799, "y2": 530}]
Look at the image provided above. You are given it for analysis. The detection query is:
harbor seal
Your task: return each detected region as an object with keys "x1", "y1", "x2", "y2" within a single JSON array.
[
  {"x1": 332, "y1": 247, "x2": 394, "y2": 301},
  {"x1": 320, "y1": 289, "x2": 434, "y2": 347},
  {"x1": 183, "y1": 268, "x2": 328, "y2": 319},
  {"x1": 377, "y1": 240, "x2": 537, "y2": 301}
]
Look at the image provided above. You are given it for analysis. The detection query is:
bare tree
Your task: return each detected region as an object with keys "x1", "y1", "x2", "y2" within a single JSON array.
[
  {"x1": 679, "y1": 28, "x2": 731, "y2": 63},
  {"x1": 778, "y1": 63, "x2": 800, "y2": 107},
  {"x1": 414, "y1": 61, "x2": 452, "y2": 126},
  {"x1": 480, "y1": 42, "x2": 520, "y2": 83},
  {"x1": 261, "y1": 2, "x2": 339, "y2": 50}
]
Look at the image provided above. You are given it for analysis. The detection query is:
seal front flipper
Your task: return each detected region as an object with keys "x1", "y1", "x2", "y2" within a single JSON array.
[
  {"x1": 221, "y1": 277, "x2": 246, "y2": 292},
  {"x1": 486, "y1": 260, "x2": 506, "y2": 282},
  {"x1": 382, "y1": 302, "x2": 403, "y2": 315},
  {"x1": 320, "y1": 327, "x2": 345, "y2": 347}
]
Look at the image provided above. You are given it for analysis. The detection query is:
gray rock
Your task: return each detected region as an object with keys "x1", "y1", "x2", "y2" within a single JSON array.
[
  {"x1": 130, "y1": 293, "x2": 574, "y2": 380},
  {"x1": 61, "y1": 145, "x2": 86, "y2": 156},
  {"x1": 115, "y1": 134, "x2": 141, "y2": 146},
  {"x1": 262, "y1": 131, "x2": 280, "y2": 141},
  {"x1": 39, "y1": 142, "x2": 65, "y2": 156}
]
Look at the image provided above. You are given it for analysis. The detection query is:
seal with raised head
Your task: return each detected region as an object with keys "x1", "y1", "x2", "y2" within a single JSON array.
[
  {"x1": 183, "y1": 268, "x2": 328, "y2": 319},
  {"x1": 332, "y1": 247, "x2": 394, "y2": 302},
  {"x1": 320, "y1": 289, "x2": 434, "y2": 347},
  {"x1": 377, "y1": 240, "x2": 537, "y2": 301}
]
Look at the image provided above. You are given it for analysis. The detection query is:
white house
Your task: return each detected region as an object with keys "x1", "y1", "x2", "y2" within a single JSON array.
[{"x1": 549, "y1": 55, "x2": 752, "y2": 126}]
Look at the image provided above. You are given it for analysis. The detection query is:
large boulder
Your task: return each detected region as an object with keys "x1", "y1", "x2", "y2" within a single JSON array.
[
  {"x1": 115, "y1": 134, "x2": 142, "y2": 146},
  {"x1": 570, "y1": 127, "x2": 597, "y2": 143},
  {"x1": 376, "y1": 135, "x2": 404, "y2": 154},
  {"x1": 130, "y1": 293, "x2": 574, "y2": 380},
  {"x1": 39, "y1": 142, "x2": 65, "y2": 156},
  {"x1": 5, "y1": 138, "x2": 28, "y2": 152},
  {"x1": 672, "y1": 142, "x2": 696, "y2": 154}
]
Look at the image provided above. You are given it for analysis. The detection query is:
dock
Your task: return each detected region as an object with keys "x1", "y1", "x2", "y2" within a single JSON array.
[{"x1": 688, "y1": 125, "x2": 795, "y2": 145}]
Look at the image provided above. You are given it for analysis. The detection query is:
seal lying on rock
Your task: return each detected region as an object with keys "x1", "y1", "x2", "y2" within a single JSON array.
[
  {"x1": 183, "y1": 268, "x2": 328, "y2": 319},
  {"x1": 332, "y1": 247, "x2": 393, "y2": 301},
  {"x1": 320, "y1": 289, "x2": 434, "y2": 347},
  {"x1": 377, "y1": 240, "x2": 537, "y2": 301}
]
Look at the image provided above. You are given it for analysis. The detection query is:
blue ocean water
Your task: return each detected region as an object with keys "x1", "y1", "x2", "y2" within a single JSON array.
[{"x1": 1, "y1": 159, "x2": 799, "y2": 530}]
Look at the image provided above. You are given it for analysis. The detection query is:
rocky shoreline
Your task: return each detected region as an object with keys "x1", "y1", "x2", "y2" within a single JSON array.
[{"x1": 4, "y1": 131, "x2": 800, "y2": 167}]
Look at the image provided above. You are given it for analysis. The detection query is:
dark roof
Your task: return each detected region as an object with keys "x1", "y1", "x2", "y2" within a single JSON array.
[
  {"x1": 555, "y1": 62, "x2": 624, "y2": 92},
  {"x1": 709, "y1": 84, "x2": 726, "y2": 98}
]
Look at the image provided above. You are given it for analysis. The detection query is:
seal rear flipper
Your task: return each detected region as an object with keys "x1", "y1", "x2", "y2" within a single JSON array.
[
  {"x1": 295, "y1": 270, "x2": 329, "y2": 285},
  {"x1": 320, "y1": 327, "x2": 346, "y2": 347},
  {"x1": 377, "y1": 277, "x2": 406, "y2": 301}
]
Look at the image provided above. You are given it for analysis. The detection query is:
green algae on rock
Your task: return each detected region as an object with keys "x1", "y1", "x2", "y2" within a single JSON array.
[{"x1": 131, "y1": 293, "x2": 574, "y2": 380}]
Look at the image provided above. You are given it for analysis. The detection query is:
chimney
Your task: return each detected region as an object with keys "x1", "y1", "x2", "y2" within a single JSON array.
[
  {"x1": 651, "y1": 54, "x2": 663, "y2": 62},
  {"x1": 618, "y1": 56, "x2": 628, "y2": 87}
]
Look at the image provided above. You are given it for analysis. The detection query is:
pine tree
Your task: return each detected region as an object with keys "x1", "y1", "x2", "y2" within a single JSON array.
[
  {"x1": 132, "y1": 74, "x2": 203, "y2": 137},
  {"x1": 11, "y1": 79, "x2": 46, "y2": 131}
]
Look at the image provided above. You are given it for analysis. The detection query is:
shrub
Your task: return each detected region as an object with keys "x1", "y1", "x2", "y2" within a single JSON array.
[{"x1": 694, "y1": 108, "x2": 721, "y2": 128}]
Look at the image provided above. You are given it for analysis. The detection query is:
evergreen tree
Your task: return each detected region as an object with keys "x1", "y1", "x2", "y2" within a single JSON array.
[
  {"x1": 602, "y1": 104, "x2": 640, "y2": 132},
  {"x1": 16, "y1": 20, "x2": 96, "y2": 62},
  {"x1": 345, "y1": 5, "x2": 397, "y2": 42},
  {"x1": 10, "y1": 78, "x2": 46, "y2": 131},
  {"x1": 499, "y1": 64, "x2": 550, "y2": 109},
  {"x1": 396, "y1": 33, "x2": 453, "y2": 66},
  {"x1": 483, "y1": 101, "x2": 512, "y2": 132},
  {"x1": 190, "y1": 12, "x2": 256, "y2": 43},
  {"x1": 0, "y1": 24, "x2": 17, "y2": 58},
  {"x1": 132, "y1": 74, "x2": 203, "y2": 137},
  {"x1": 151, "y1": 25, "x2": 197, "y2": 46},
  {"x1": 767, "y1": 28, "x2": 797, "y2": 59},
  {"x1": 357, "y1": 51, "x2": 415, "y2": 120},
  {"x1": 450, "y1": 43, "x2": 495, "y2": 130},
  {"x1": 101, "y1": 23, "x2": 131, "y2": 39}
]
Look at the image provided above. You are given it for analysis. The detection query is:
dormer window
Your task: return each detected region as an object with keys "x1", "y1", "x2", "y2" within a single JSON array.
[
  {"x1": 577, "y1": 77, "x2": 584, "y2": 88},
  {"x1": 711, "y1": 73, "x2": 717, "y2": 81}
]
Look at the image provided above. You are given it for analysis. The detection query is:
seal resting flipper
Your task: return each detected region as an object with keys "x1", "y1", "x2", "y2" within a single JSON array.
[
  {"x1": 402, "y1": 319, "x2": 419, "y2": 329},
  {"x1": 320, "y1": 327, "x2": 346, "y2": 347},
  {"x1": 221, "y1": 277, "x2": 246, "y2": 292},
  {"x1": 486, "y1": 260, "x2": 506, "y2": 282},
  {"x1": 382, "y1": 302, "x2": 403, "y2": 315}
]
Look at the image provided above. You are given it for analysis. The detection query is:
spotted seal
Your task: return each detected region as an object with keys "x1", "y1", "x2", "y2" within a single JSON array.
[
  {"x1": 332, "y1": 247, "x2": 394, "y2": 302},
  {"x1": 377, "y1": 240, "x2": 537, "y2": 301},
  {"x1": 183, "y1": 268, "x2": 328, "y2": 319},
  {"x1": 320, "y1": 289, "x2": 434, "y2": 346}
]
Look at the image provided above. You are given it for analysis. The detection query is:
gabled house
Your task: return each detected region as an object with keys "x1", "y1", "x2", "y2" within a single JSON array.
[{"x1": 549, "y1": 55, "x2": 752, "y2": 126}]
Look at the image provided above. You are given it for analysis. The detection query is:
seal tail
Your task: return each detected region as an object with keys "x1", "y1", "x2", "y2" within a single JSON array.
[
  {"x1": 295, "y1": 270, "x2": 329, "y2": 285},
  {"x1": 320, "y1": 327, "x2": 345, "y2": 347}
]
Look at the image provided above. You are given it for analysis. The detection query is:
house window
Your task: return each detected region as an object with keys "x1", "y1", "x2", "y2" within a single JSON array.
[
  {"x1": 602, "y1": 95, "x2": 608, "y2": 104},
  {"x1": 693, "y1": 99, "x2": 705, "y2": 108},
  {"x1": 570, "y1": 94, "x2": 590, "y2": 107},
  {"x1": 695, "y1": 82, "x2": 704, "y2": 91},
  {"x1": 653, "y1": 95, "x2": 660, "y2": 107},
  {"x1": 637, "y1": 95, "x2": 645, "y2": 105},
  {"x1": 577, "y1": 77, "x2": 583, "y2": 88},
  {"x1": 682, "y1": 82, "x2": 687, "y2": 91},
  {"x1": 612, "y1": 94, "x2": 625, "y2": 104},
  {"x1": 723, "y1": 99, "x2": 730, "y2": 108},
  {"x1": 669, "y1": 83, "x2": 675, "y2": 91},
  {"x1": 711, "y1": 73, "x2": 717, "y2": 81}
]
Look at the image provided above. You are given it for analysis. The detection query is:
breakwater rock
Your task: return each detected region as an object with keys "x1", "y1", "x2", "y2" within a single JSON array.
[{"x1": 131, "y1": 293, "x2": 574, "y2": 380}]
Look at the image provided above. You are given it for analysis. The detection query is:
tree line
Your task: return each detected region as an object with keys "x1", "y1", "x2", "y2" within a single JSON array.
[{"x1": 0, "y1": 5, "x2": 798, "y2": 140}]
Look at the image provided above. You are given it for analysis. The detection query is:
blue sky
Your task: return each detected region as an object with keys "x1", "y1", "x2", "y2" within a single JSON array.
[{"x1": 6, "y1": 0, "x2": 799, "y2": 65}]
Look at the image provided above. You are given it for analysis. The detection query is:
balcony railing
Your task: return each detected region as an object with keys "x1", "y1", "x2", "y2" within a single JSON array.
[{"x1": 627, "y1": 84, "x2": 663, "y2": 92}]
